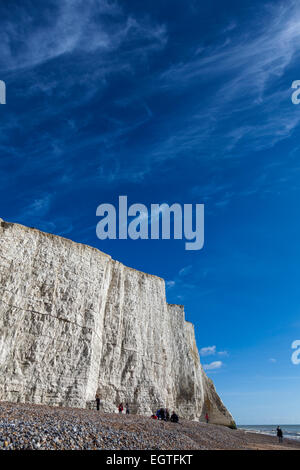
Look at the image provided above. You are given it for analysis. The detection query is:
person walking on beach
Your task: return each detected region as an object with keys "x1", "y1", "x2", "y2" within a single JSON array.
[
  {"x1": 95, "y1": 394, "x2": 100, "y2": 411},
  {"x1": 126, "y1": 403, "x2": 130, "y2": 415},
  {"x1": 205, "y1": 413, "x2": 209, "y2": 424},
  {"x1": 118, "y1": 403, "x2": 124, "y2": 413},
  {"x1": 277, "y1": 426, "x2": 283, "y2": 443}
]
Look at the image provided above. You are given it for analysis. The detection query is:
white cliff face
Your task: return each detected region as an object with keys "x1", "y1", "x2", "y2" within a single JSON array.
[{"x1": 0, "y1": 219, "x2": 233, "y2": 425}]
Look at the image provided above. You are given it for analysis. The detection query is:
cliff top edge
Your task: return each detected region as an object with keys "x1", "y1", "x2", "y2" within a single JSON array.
[{"x1": 0, "y1": 218, "x2": 186, "y2": 303}]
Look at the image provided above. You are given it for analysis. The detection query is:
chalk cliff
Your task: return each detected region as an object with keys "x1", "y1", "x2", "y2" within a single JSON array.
[{"x1": 0, "y1": 219, "x2": 233, "y2": 425}]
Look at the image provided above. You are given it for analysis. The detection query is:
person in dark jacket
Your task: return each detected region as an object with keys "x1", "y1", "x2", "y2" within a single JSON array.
[
  {"x1": 118, "y1": 403, "x2": 124, "y2": 413},
  {"x1": 277, "y1": 426, "x2": 283, "y2": 443},
  {"x1": 165, "y1": 409, "x2": 170, "y2": 421},
  {"x1": 95, "y1": 394, "x2": 100, "y2": 411},
  {"x1": 157, "y1": 408, "x2": 164, "y2": 420},
  {"x1": 170, "y1": 411, "x2": 179, "y2": 423},
  {"x1": 126, "y1": 403, "x2": 130, "y2": 415}
]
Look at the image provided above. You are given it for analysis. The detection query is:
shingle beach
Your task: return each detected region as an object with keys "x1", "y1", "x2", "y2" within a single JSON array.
[{"x1": 0, "y1": 402, "x2": 299, "y2": 450}]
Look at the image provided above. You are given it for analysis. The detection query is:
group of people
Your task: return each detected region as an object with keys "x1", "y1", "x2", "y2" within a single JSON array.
[
  {"x1": 95, "y1": 395, "x2": 130, "y2": 414},
  {"x1": 96, "y1": 395, "x2": 179, "y2": 422},
  {"x1": 118, "y1": 403, "x2": 130, "y2": 414},
  {"x1": 95, "y1": 395, "x2": 211, "y2": 428},
  {"x1": 151, "y1": 408, "x2": 179, "y2": 423}
]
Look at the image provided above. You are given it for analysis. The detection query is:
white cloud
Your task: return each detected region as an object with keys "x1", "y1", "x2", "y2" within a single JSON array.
[
  {"x1": 166, "y1": 280, "x2": 175, "y2": 288},
  {"x1": 200, "y1": 345, "x2": 216, "y2": 356},
  {"x1": 203, "y1": 361, "x2": 223, "y2": 371},
  {"x1": 200, "y1": 345, "x2": 229, "y2": 359},
  {"x1": 269, "y1": 358, "x2": 277, "y2": 363}
]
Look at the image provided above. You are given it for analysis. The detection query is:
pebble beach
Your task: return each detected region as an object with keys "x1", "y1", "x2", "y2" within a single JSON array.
[{"x1": 0, "y1": 402, "x2": 299, "y2": 450}]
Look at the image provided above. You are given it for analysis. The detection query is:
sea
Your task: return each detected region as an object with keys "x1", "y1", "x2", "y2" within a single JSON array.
[{"x1": 238, "y1": 425, "x2": 300, "y2": 441}]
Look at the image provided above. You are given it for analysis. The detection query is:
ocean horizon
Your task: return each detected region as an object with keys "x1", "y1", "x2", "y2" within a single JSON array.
[{"x1": 238, "y1": 425, "x2": 300, "y2": 440}]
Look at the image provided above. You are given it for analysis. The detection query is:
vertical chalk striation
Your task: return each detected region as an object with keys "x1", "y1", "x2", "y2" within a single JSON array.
[{"x1": 0, "y1": 219, "x2": 233, "y2": 424}]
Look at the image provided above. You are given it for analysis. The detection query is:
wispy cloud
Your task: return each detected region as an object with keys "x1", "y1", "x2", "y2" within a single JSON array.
[
  {"x1": 21, "y1": 193, "x2": 52, "y2": 219},
  {"x1": 0, "y1": 0, "x2": 169, "y2": 222},
  {"x1": 0, "y1": 0, "x2": 167, "y2": 73},
  {"x1": 3, "y1": 0, "x2": 299, "y2": 201},
  {"x1": 203, "y1": 361, "x2": 223, "y2": 371},
  {"x1": 218, "y1": 350, "x2": 229, "y2": 357},
  {"x1": 165, "y1": 263, "x2": 197, "y2": 300},
  {"x1": 2, "y1": 0, "x2": 300, "y2": 251},
  {"x1": 179, "y1": 265, "x2": 192, "y2": 277},
  {"x1": 142, "y1": 0, "x2": 300, "y2": 171},
  {"x1": 200, "y1": 345, "x2": 216, "y2": 356},
  {"x1": 200, "y1": 345, "x2": 228, "y2": 357},
  {"x1": 160, "y1": 1, "x2": 300, "y2": 95},
  {"x1": 166, "y1": 280, "x2": 175, "y2": 288}
]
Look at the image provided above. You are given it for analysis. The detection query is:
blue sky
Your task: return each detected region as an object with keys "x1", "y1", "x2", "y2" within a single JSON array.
[{"x1": 1, "y1": 0, "x2": 300, "y2": 424}]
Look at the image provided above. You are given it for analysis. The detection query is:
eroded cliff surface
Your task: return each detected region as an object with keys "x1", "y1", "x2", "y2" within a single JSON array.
[{"x1": 0, "y1": 219, "x2": 233, "y2": 424}]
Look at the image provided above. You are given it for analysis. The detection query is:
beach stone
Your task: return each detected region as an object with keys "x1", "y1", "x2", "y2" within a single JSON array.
[{"x1": 0, "y1": 219, "x2": 232, "y2": 424}]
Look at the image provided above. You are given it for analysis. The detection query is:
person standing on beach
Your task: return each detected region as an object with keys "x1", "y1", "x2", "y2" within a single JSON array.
[
  {"x1": 95, "y1": 394, "x2": 100, "y2": 411},
  {"x1": 126, "y1": 403, "x2": 130, "y2": 415},
  {"x1": 277, "y1": 426, "x2": 283, "y2": 443},
  {"x1": 205, "y1": 413, "x2": 209, "y2": 424},
  {"x1": 118, "y1": 403, "x2": 124, "y2": 413}
]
